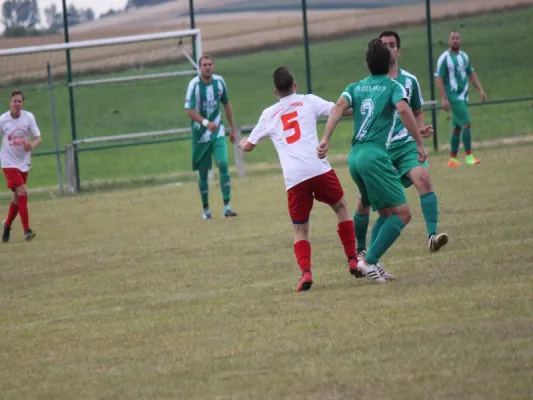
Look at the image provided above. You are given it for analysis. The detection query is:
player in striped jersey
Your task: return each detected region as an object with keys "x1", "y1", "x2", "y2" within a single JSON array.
[
  {"x1": 435, "y1": 31, "x2": 486, "y2": 167},
  {"x1": 185, "y1": 54, "x2": 238, "y2": 220},
  {"x1": 353, "y1": 31, "x2": 448, "y2": 268}
]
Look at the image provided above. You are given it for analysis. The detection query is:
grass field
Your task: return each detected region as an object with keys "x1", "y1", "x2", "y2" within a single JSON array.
[
  {"x1": 4, "y1": 6, "x2": 533, "y2": 189},
  {"x1": 1, "y1": 144, "x2": 533, "y2": 399}
]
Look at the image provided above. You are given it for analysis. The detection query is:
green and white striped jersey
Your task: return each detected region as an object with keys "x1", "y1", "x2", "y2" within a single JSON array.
[
  {"x1": 388, "y1": 69, "x2": 424, "y2": 150},
  {"x1": 434, "y1": 50, "x2": 474, "y2": 102},
  {"x1": 184, "y1": 74, "x2": 229, "y2": 144}
]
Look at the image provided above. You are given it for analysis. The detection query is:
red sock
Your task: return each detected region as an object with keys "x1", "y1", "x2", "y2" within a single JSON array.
[
  {"x1": 450, "y1": 152, "x2": 457, "y2": 158},
  {"x1": 17, "y1": 195, "x2": 30, "y2": 232},
  {"x1": 337, "y1": 220, "x2": 357, "y2": 260},
  {"x1": 5, "y1": 201, "x2": 19, "y2": 228},
  {"x1": 465, "y1": 150, "x2": 472, "y2": 155},
  {"x1": 294, "y1": 240, "x2": 311, "y2": 273}
]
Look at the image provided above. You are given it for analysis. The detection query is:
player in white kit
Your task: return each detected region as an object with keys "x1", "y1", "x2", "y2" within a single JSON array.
[
  {"x1": 0, "y1": 91, "x2": 42, "y2": 242},
  {"x1": 239, "y1": 67, "x2": 366, "y2": 291}
]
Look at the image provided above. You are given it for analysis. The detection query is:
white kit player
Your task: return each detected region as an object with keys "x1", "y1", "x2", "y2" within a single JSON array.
[
  {"x1": 239, "y1": 67, "x2": 364, "y2": 292},
  {"x1": 0, "y1": 91, "x2": 42, "y2": 242}
]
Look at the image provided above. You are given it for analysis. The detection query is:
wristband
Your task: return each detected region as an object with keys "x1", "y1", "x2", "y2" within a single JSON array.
[{"x1": 202, "y1": 119, "x2": 209, "y2": 127}]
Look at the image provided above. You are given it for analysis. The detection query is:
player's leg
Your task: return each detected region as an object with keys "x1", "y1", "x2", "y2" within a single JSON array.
[
  {"x1": 2, "y1": 169, "x2": 19, "y2": 243},
  {"x1": 213, "y1": 136, "x2": 236, "y2": 217},
  {"x1": 288, "y1": 180, "x2": 314, "y2": 292},
  {"x1": 455, "y1": 101, "x2": 479, "y2": 165},
  {"x1": 355, "y1": 147, "x2": 411, "y2": 282},
  {"x1": 312, "y1": 170, "x2": 359, "y2": 276},
  {"x1": 192, "y1": 141, "x2": 214, "y2": 219},
  {"x1": 354, "y1": 196, "x2": 371, "y2": 258},
  {"x1": 394, "y1": 142, "x2": 448, "y2": 252},
  {"x1": 15, "y1": 181, "x2": 35, "y2": 240}
]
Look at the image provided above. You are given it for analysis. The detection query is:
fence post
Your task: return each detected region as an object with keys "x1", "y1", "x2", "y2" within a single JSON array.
[
  {"x1": 301, "y1": 0, "x2": 312, "y2": 94},
  {"x1": 47, "y1": 62, "x2": 64, "y2": 195},
  {"x1": 64, "y1": 144, "x2": 77, "y2": 193},
  {"x1": 425, "y1": 0, "x2": 439, "y2": 151},
  {"x1": 233, "y1": 127, "x2": 245, "y2": 177}
]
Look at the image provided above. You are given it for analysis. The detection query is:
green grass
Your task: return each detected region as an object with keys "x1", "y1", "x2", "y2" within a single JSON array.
[
  {"x1": 5, "y1": 6, "x2": 533, "y2": 188},
  {"x1": 1, "y1": 145, "x2": 533, "y2": 399}
]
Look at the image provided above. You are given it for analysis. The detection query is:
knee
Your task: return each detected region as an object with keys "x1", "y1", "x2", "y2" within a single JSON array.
[
  {"x1": 453, "y1": 128, "x2": 461, "y2": 135},
  {"x1": 394, "y1": 205, "x2": 412, "y2": 225},
  {"x1": 413, "y1": 171, "x2": 433, "y2": 194},
  {"x1": 356, "y1": 195, "x2": 370, "y2": 214},
  {"x1": 15, "y1": 185, "x2": 27, "y2": 197},
  {"x1": 463, "y1": 123, "x2": 472, "y2": 129},
  {"x1": 217, "y1": 160, "x2": 229, "y2": 173},
  {"x1": 332, "y1": 197, "x2": 348, "y2": 213}
]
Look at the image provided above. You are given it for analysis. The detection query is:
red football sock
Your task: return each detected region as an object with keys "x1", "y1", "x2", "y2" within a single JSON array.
[
  {"x1": 294, "y1": 240, "x2": 311, "y2": 273},
  {"x1": 450, "y1": 152, "x2": 458, "y2": 158},
  {"x1": 465, "y1": 150, "x2": 472, "y2": 155},
  {"x1": 5, "y1": 201, "x2": 19, "y2": 228},
  {"x1": 337, "y1": 220, "x2": 357, "y2": 260},
  {"x1": 18, "y1": 195, "x2": 30, "y2": 232}
]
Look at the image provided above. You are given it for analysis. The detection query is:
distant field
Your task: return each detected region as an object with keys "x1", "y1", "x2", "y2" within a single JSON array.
[
  {"x1": 0, "y1": 6, "x2": 532, "y2": 191},
  {"x1": 1, "y1": 145, "x2": 533, "y2": 399}
]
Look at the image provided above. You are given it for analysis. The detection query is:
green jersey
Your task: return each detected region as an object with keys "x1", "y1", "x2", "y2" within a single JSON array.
[
  {"x1": 388, "y1": 69, "x2": 424, "y2": 150},
  {"x1": 342, "y1": 74, "x2": 407, "y2": 149},
  {"x1": 185, "y1": 74, "x2": 229, "y2": 144},
  {"x1": 435, "y1": 50, "x2": 473, "y2": 102}
]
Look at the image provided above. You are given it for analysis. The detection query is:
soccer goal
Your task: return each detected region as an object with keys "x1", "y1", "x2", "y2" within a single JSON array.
[{"x1": 0, "y1": 28, "x2": 203, "y2": 192}]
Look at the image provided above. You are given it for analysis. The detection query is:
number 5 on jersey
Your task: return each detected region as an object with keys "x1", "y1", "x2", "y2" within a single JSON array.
[{"x1": 281, "y1": 111, "x2": 301, "y2": 144}]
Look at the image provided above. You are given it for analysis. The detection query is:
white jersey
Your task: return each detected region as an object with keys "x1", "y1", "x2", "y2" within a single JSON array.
[
  {"x1": 248, "y1": 93, "x2": 334, "y2": 190},
  {"x1": 0, "y1": 110, "x2": 41, "y2": 172}
]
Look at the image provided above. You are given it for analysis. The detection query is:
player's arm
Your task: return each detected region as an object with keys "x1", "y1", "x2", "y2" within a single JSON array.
[
  {"x1": 222, "y1": 102, "x2": 236, "y2": 143},
  {"x1": 317, "y1": 95, "x2": 350, "y2": 159},
  {"x1": 469, "y1": 71, "x2": 486, "y2": 102},
  {"x1": 25, "y1": 114, "x2": 42, "y2": 151},
  {"x1": 435, "y1": 54, "x2": 450, "y2": 112},
  {"x1": 411, "y1": 78, "x2": 432, "y2": 138},
  {"x1": 239, "y1": 112, "x2": 269, "y2": 152},
  {"x1": 397, "y1": 101, "x2": 427, "y2": 162}
]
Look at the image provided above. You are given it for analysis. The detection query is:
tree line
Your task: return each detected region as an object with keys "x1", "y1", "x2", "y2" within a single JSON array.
[{"x1": 2, "y1": 0, "x2": 174, "y2": 37}]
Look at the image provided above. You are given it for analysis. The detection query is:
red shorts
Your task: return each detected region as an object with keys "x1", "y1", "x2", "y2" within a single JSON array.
[
  {"x1": 3, "y1": 168, "x2": 28, "y2": 190},
  {"x1": 287, "y1": 169, "x2": 344, "y2": 224}
]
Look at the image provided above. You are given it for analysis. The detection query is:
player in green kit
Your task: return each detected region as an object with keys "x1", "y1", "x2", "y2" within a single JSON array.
[
  {"x1": 353, "y1": 31, "x2": 449, "y2": 269},
  {"x1": 318, "y1": 39, "x2": 428, "y2": 283},
  {"x1": 185, "y1": 54, "x2": 238, "y2": 220},
  {"x1": 435, "y1": 31, "x2": 486, "y2": 167}
]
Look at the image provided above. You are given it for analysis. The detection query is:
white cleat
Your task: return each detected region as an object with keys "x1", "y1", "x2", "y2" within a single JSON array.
[
  {"x1": 375, "y1": 262, "x2": 396, "y2": 281},
  {"x1": 357, "y1": 259, "x2": 386, "y2": 284},
  {"x1": 429, "y1": 233, "x2": 449, "y2": 253}
]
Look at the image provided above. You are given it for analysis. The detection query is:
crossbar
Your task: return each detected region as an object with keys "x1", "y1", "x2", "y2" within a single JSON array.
[
  {"x1": 73, "y1": 128, "x2": 191, "y2": 145},
  {"x1": 69, "y1": 70, "x2": 197, "y2": 88},
  {"x1": 0, "y1": 29, "x2": 201, "y2": 56}
]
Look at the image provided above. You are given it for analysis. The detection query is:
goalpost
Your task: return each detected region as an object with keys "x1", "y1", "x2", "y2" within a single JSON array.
[{"x1": 0, "y1": 28, "x2": 204, "y2": 192}]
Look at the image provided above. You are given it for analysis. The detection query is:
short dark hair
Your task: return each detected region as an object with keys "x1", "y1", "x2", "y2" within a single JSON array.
[
  {"x1": 366, "y1": 39, "x2": 391, "y2": 75},
  {"x1": 379, "y1": 30, "x2": 401, "y2": 49},
  {"x1": 273, "y1": 67, "x2": 294, "y2": 96},
  {"x1": 11, "y1": 90, "x2": 24, "y2": 100},
  {"x1": 198, "y1": 54, "x2": 213, "y2": 66}
]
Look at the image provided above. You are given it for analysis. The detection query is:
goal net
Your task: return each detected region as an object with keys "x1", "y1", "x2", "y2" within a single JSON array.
[{"x1": 0, "y1": 29, "x2": 202, "y2": 192}]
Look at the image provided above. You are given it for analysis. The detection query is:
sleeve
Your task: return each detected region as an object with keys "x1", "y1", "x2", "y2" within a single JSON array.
[
  {"x1": 307, "y1": 94, "x2": 335, "y2": 118},
  {"x1": 341, "y1": 84, "x2": 353, "y2": 108},
  {"x1": 410, "y1": 77, "x2": 423, "y2": 112},
  {"x1": 28, "y1": 113, "x2": 41, "y2": 138},
  {"x1": 184, "y1": 79, "x2": 197, "y2": 110},
  {"x1": 220, "y1": 78, "x2": 230, "y2": 104},
  {"x1": 391, "y1": 81, "x2": 408, "y2": 107},
  {"x1": 435, "y1": 53, "x2": 448, "y2": 78},
  {"x1": 247, "y1": 111, "x2": 271, "y2": 145}
]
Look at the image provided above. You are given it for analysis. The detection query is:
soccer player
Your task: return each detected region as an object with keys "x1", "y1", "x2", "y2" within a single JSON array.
[
  {"x1": 239, "y1": 67, "x2": 362, "y2": 291},
  {"x1": 1, "y1": 90, "x2": 42, "y2": 242},
  {"x1": 318, "y1": 39, "x2": 428, "y2": 282},
  {"x1": 435, "y1": 30, "x2": 486, "y2": 167},
  {"x1": 185, "y1": 54, "x2": 238, "y2": 219},
  {"x1": 353, "y1": 30, "x2": 448, "y2": 268}
]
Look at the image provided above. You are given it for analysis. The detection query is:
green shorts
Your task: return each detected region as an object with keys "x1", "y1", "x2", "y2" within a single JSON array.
[
  {"x1": 450, "y1": 100, "x2": 471, "y2": 129},
  {"x1": 388, "y1": 140, "x2": 429, "y2": 189},
  {"x1": 348, "y1": 144, "x2": 407, "y2": 212},
  {"x1": 191, "y1": 136, "x2": 229, "y2": 171}
]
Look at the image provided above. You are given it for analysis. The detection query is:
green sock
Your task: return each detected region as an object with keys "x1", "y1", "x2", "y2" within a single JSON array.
[
  {"x1": 369, "y1": 215, "x2": 388, "y2": 247},
  {"x1": 366, "y1": 215, "x2": 406, "y2": 265},
  {"x1": 198, "y1": 169, "x2": 209, "y2": 209},
  {"x1": 462, "y1": 127, "x2": 472, "y2": 153},
  {"x1": 420, "y1": 192, "x2": 438, "y2": 237},
  {"x1": 218, "y1": 161, "x2": 231, "y2": 204},
  {"x1": 353, "y1": 212, "x2": 369, "y2": 252},
  {"x1": 450, "y1": 132, "x2": 461, "y2": 156}
]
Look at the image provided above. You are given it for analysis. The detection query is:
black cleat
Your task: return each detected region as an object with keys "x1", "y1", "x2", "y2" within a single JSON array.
[
  {"x1": 24, "y1": 229, "x2": 36, "y2": 241},
  {"x1": 2, "y1": 222, "x2": 11, "y2": 243}
]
